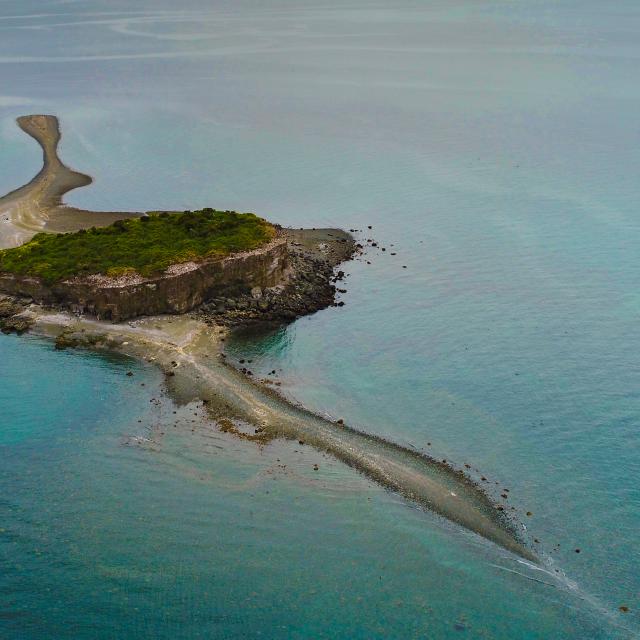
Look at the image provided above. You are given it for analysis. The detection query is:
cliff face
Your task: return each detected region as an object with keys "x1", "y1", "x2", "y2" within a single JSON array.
[{"x1": 0, "y1": 236, "x2": 289, "y2": 321}]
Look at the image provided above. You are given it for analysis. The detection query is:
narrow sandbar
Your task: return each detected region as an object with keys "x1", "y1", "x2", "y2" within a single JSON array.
[
  {"x1": 24, "y1": 308, "x2": 537, "y2": 563},
  {"x1": 0, "y1": 115, "x2": 137, "y2": 249}
]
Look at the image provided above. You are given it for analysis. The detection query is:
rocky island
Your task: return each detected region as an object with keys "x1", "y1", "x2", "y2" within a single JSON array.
[
  {"x1": 0, "y1": 114, "x2": 538, "y2": 564},
  {"x1": 0, "y1": 114, "x2": 354, "y2": 327},
  {"x1": 0, "y1": 208, "x2": 353, "y2": 324}
]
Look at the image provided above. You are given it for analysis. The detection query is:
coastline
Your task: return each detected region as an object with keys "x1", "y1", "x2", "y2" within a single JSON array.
[
  {"x1": 0, "y1": 115, "x2": 356, "y2": 326},
  {"x1": 0, "y1": 113, "x2": 537, "y2": 562}
]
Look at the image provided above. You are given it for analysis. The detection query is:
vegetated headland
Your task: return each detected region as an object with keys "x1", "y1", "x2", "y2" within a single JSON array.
[{"x1": 0, "y1": 114, "x2": 538, "y2": 564}]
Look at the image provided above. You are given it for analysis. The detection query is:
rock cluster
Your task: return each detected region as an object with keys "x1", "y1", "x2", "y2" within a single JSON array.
[
  {"x1": 54, "y1": 331, "x2": 106, "y2": 350},
  {"x1": 0, "y1": 296, "x2": 32, "y2": 334},
  {"x1": 196, "y1": 243, "x2": 351, "y2": 326}
]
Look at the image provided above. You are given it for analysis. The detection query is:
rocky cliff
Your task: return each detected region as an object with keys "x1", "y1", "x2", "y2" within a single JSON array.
[{"x1": 0, "y1": 235, "x2": 289, "y2": 321}]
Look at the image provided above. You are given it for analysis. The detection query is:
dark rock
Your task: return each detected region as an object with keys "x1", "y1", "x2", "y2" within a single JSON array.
[
  {"x1": 54, "y1": 333, "x2": 80, "y2": 349},
  {"x1": 0, "y1": 315, "x2": 32, "y2": 335},
  {"x1": 194, "y1": 229, "x2": 356, "y2": 328},
  {"x1": 0, "y1": 299, "x2": 23, "y2": 318}
]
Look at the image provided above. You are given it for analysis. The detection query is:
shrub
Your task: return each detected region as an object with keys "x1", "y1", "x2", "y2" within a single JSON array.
[{"x1": 0, "y1": 209, "x2": 275, "y2": 284}]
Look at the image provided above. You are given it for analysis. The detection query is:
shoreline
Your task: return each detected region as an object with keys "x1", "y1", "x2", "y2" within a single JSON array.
[
  {"x1": 0, "y1": 113, "x2": 537, "y2": 562},
  {"x1": 0, "y1": 115, "x2": 356, "y2": 326}
]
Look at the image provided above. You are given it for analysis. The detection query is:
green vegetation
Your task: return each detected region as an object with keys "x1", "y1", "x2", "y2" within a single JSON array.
[{"x1": 0, "y1": 209, "x2": 275, "y2": 284}]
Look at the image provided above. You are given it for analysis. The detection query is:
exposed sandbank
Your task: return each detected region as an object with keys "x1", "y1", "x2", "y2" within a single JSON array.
[
  {"x1": 24, "y1": 308, "x2": 537, "y2": 563},
  {"x1": 0, "y1": 115, "x2": 137, "y2": 249}
]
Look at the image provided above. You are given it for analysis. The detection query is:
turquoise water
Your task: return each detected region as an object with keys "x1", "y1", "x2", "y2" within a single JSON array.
[
  {"x1": 0, "y1": 335, "x2": 620, "y2": 639},
  {"x1": 2, "y1": 1, "x2": 640, "y2": 637}
]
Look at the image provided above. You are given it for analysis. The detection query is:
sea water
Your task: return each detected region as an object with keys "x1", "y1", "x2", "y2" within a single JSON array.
[{"x1": 1, "y1": 1, "x2": 639, "y2": 637}]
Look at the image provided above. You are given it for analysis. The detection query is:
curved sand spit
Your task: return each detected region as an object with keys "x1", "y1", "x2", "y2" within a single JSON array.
[
  {"x1": 0, "y1": 114, "x2": 135, "y2": 249},
  {"x1": 2, "y1": 114, "x2": 537, "y2": 562}
]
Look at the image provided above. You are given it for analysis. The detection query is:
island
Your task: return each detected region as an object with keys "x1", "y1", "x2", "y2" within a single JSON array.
[
  {"x1": 0, "y1": 208, "x2": 352, "y2": 323},
  {"x1": 0, "y1": 114, "x2": 538, "y2": 564}
]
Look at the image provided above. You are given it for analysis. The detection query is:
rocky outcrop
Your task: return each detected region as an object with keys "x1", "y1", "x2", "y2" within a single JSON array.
[
  {"x1": 197, "y1": 244, "x2": 348, "y2": 326},
  {"x1": 0, "y1": 296, "x2": 33, "y2": 334},
  {"x1": 0, "y1": 235, "x2": 288, "y2": 322}
]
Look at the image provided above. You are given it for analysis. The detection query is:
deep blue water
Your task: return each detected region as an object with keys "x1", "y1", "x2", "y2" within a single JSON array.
[{"x1": 1, "y1": 1, "x2": 639, "y2": 637}]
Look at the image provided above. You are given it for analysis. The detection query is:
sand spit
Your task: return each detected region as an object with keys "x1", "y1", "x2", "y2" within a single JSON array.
[
  {"x1": 0, "y1": 114, "x2": 137, "y2": 249},
  {"x1": 25, "y1": 309, "x2": 537, "y2": 563}
]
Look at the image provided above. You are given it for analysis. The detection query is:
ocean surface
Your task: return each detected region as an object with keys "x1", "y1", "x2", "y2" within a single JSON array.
[{"x1": 1, "y1": 1, "x2": 639, "y2": 638}]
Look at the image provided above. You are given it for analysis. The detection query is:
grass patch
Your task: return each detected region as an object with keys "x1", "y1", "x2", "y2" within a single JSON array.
[{"x1": 0, "y1": 209, "x2": 275, "y2": 284}]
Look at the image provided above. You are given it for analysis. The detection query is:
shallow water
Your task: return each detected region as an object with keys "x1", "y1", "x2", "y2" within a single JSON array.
[{"x1": 1, "y1": 0, "x2": 639, "y2": 637}]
